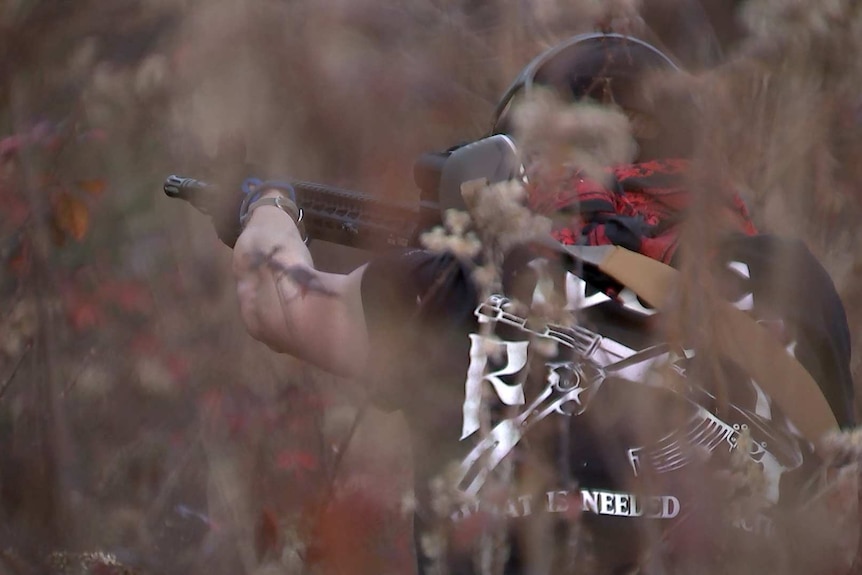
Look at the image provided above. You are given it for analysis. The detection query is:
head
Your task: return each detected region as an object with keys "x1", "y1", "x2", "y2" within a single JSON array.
[{"x1": 493, "y1": 33, "x2": 694, "y2": 161}]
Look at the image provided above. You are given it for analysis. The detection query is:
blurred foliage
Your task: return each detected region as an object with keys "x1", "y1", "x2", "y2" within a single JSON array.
[{"x1": 0, "y1": 0, "x2": 861, "y2": 574}]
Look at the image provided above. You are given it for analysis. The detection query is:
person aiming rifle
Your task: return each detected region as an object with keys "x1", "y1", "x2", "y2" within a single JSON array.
[{"x1": 173, "y1": 33, "x2": 855, "y2": 574}]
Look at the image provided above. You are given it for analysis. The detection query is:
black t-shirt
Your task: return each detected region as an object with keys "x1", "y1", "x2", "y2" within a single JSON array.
[{"x1": 359, "y1": 236, "x2": 853, "y2": 574}]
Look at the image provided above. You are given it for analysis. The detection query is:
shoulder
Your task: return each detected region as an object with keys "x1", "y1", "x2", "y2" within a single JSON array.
[
  {"x1": 717, "y1": 234, "x2": 854, "y2": 427},
  {"x1": 716, "y1": 234, "x2": 846, "y2": 332}
]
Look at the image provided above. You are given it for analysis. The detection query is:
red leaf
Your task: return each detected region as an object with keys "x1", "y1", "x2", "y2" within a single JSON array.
[
  {"x1": 83, "y1": 128, "x2": 109, "y2": 142},
  {"x1": 130, "y1": 333, "x2": 160, "y2": 356},
  {"x1": 7, "y1": 241, "x2": 30, "y2": 277},
  {"x1": 114, "y1": 282, "x2": 150, "y2": 313},
  {"x1": 42, "y1": 134, "x2": 63, "y2": 153},
  {"x1": 305, "y1": 493, "x2": 390, "y2": 575},
  {"x1": 0, "y1": 135, "x2": 24, "y2": 158},
  {"x1": 99, "y1": 280, "x2": 151, "y2": 314},
  {"x1": 77, "y1": 179, "x2": 107, "y2": 196},
  {"x1": 52, "y1": 191, "x2": 89, "y2": 242},
  {"x1": 165, "y1": 354, "x2": 189, "y2": 381},
  {"x1": 67, "y1": 300, "x2": 101, "y2": 331},
  {"x1": 276, "y1": 449, "x2": 319, "y2": 472}
]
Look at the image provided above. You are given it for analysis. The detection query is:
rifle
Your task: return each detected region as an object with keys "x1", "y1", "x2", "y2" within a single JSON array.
[{"x1": 164, "y1": 135, "x2": 522, "y2": 251}]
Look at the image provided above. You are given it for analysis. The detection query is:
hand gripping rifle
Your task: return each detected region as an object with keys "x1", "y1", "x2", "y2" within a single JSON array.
[{"x1": 164, "y1": 135, "x2": 523, "y2": 251}]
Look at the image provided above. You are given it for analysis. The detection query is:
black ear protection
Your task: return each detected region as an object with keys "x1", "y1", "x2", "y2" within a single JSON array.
[{"x1": 491, "y1": 33, "x2": 680, "y2": 136}]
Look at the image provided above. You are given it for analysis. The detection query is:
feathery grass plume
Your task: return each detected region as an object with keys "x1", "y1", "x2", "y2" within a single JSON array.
[
  {"x1": 687, "y1": 0, "x2": 862, "y2": 402},
  {"x1": 11, "y1": 0, "x2": 862, "y2": 574},
  {"x1": 422, "y1": 177, "x2": 553, "y2": 297},
  {"x1": 509, "y1": 88, "x2": 638, "y2": 185},
  {"x1": 658, "y1": 4, "x2": 862, "y2": 571},
  {"x1": 696, "y1": 0, "x2": 862, "y2": 247},
  {"x1": 460, "y1": 179, "x2": 553, "y2": 289},
  {"x1": 820, "y1": 427, "x2": 862, "y2": 465},
  {"x1": 774, "y1": 428, "x2": 862, "y2": 575},
  {"x1": 732, "y1": 0, "x2": 862, "y2": 391},
  {"x1": 718, "y1": 429, "x2": 771, "y2": 525},
  {"x1": 422, "y1": 177, "x2": 558, "y2": 574},
  {"x1": 422, "y1": 460, "x2": 477, "y2": 573},
  {"x1": 420, "y1": 209, "x2": 483, "y2": 262}
]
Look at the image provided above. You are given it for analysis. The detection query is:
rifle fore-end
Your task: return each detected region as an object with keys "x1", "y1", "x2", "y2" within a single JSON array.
[
  {"x1": 163, "y1": 174, "x2": 441, "y2": 251},
  {"x1": 292, "y1": 180, "x2": 440, "y2": 250}
]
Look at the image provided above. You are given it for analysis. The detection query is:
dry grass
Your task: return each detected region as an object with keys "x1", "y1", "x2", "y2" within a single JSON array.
[{"x1": 1, "y1": 0, "x2": 862, "y2": 574}]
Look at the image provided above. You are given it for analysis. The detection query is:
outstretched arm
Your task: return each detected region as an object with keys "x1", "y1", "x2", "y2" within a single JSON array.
[{"x1": 232, "y1": 190, "x2": 370, "y2": 378}]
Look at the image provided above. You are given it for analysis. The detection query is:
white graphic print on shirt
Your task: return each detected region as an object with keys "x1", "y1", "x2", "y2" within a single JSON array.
[{"x1": 456, "y1": 289, "x2": 804, "y2": 512}]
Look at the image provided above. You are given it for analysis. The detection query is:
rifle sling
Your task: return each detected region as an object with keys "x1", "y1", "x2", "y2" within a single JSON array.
[{"x1": 564, "y1": 244, "x2": 838, "y2": 442}]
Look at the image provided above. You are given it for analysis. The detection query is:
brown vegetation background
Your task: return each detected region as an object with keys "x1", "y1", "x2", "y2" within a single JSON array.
[{"x1": 1, "y1": 0, "x2": 861, "y2": 574}]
